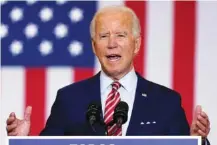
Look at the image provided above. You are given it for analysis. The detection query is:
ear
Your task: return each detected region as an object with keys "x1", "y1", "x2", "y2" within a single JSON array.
[
  {"x1": 91, "y1": 38, "x2": 96, "y2": 55},
  {"x1": 134, "y1": 36, "x2": 141, "y2": 55}
]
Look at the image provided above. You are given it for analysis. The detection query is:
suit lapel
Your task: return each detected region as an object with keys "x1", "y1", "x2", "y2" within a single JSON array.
[
  {"x1": 84, "y1": 72, "x2": 108, "y2": 135},
  {"x1": 126, "y1": 73, "x2": 151, "y2": 135},
  {"x1": 87, "y1": 72, "x2": 101, "y2": 102},
  {"x1": 85, "y1": 72, "x2": 105, "y2": 123}
]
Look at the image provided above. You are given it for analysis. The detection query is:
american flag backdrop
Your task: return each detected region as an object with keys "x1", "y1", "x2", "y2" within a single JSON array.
[{"x1": 1, "y1": 1, "x2": 217, "y2": 145}]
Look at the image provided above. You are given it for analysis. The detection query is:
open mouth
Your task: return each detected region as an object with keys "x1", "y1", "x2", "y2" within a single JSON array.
[{"x1": 106, "y1": 54, "x2": 121, "y2": 62}]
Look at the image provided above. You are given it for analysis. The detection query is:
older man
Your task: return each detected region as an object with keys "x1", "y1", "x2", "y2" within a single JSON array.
[{"x1": 6, "y1": 5, "x2": 210, "y2": 143}]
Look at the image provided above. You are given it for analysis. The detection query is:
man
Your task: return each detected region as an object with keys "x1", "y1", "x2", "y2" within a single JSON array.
[{"x1": 6, "y1": 5, "x2": 210, "y2": 143}]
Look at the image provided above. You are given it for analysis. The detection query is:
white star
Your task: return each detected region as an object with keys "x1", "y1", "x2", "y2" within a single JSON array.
[
  {"x1": 54, "y1": 23, "x2": 68, "y2": 39},
  {"x1": 39, "y1": 7, "x2": 53, "y2": 22},
  {"x1": 56, "y1": 0, "x2": 67, "y2": 5},
  {"x1": 9, "y1": 40, "x2": 23, "y2": 56},
  {"x1": 10, "y1": 7, "x2": 23, "y2": 22},
  {"x1": 26, "y1": 0, "x2": 37, "y2": 5},
  {"x1": 0, "y1": 24, "x2": 8, "y2": 38},
  {"x1": 1, "y1": 0, "x2": 8, "y2": 5},
  {"x1": 69, "y1": 7, "x2": 83, "y2": 23},
  {"x1": 68, "y1": 41, "x2": 83, "y2": 56},
  {"x1": 39, "y1": 40, "x2": 53, "y2": 56},
  {"x1": 24, "y1": 23, "x2": 38, "y2": 39}
]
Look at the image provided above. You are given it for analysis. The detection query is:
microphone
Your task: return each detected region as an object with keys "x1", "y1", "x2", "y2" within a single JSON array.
[
  {"x1": 86, "y1": 103, "x2": 101, "y2": 132},
  {"x1": 113, "y1": 101, "x2": 129, "y2": 128},
  {"x1": 105, "y1": 101, "x2": 129, "y2": 135}
]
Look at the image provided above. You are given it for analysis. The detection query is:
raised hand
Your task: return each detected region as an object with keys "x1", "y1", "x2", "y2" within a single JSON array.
[
  {"x1": 190, "y1": 105, "x2": 210, "y2": 138},
  {"x1": 6, "y1": 106, "x2": 32, "y2": 136}
]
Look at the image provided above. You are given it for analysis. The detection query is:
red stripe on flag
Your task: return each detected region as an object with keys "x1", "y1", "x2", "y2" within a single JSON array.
[
  {"x1": 125, "y1": 1, "x2": 147, "y2": 76},
  {"x1": 172, "y1": 1, "x2": 196, "y2": 124},
  {"x1": 74, "y1": 68, "x2": 94, "y2": 82},
  {"x1": 25, "y1": 68, "x2": 46, "y2": 135}
]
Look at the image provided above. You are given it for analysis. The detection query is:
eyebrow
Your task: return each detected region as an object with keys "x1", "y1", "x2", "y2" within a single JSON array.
[
  {"x1": 99, "y1": 31, "x2": 128, "y2": 35},
  {"x1": 115, "y1": 31, "x2": 128, "y2": 35},
  {"x1": 99, "y1": 32, "x2": 110, "y2": 35}
]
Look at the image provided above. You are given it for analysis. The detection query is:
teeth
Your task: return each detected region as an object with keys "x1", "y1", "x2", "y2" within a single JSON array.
[{"x1": 107, "y1": 56, "x2": 120, "y2": 62}]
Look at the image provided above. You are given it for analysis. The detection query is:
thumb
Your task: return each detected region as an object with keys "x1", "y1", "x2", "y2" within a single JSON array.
[
  {"x1": 193, "y1": 105, "x2": 202, "y2": 121},
  {"x1": 24, "y1": 106, "x2": 32, "y2": 122}
]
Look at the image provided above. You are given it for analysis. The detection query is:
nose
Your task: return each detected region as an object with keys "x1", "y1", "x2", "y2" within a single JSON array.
[{"x1": 107, "y1": 35, "x2": 118, "y2": 49}]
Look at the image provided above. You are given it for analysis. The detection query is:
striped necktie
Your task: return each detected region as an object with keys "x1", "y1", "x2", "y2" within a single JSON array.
[{"x1": 104, "y1": 81, "x2": 121, "y2": 136}]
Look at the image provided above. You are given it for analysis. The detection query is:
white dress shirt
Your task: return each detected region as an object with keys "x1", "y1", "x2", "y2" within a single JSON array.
[{"x1": 100, "y1": 68, "x2": 138, "y2": 136}]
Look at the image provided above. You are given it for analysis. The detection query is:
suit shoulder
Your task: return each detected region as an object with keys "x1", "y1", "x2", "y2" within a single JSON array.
[
  {"x1": 142, "y1": 79, "x2": 182, "y2": 108},
  {"x1": 57, "y1": 74, "x2": 98, "y2": 94},
  {"x1": 148, "y1": 79, "x2": 179, "y2": 95},
  {"x1": 138, "y1": 75, "x2": 181, "y2": 101}
]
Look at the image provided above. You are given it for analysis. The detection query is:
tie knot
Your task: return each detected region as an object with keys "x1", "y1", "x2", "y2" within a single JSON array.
[{"x1": 112, "y1": 81, "x2": 121, "y2": 91}]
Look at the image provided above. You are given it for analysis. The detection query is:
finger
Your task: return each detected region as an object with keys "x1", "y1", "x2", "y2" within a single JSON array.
[
  {"x1": 191, "y1": 119, "x2": 199, "y2": 132},
  {"x1": 6, "y1": 116, "x2": 16, "y2": 125},
  {"x1": 191, "y1": 126, "x2": 199, "y2": 134},
  {"x1": 201, "y1": 112, "x2": 210, "y2": 128},
  {"x1": 198, "y1": 111, "x2": 210, "y2": 129},
  {"x1": 7, "y1": 112, "x2": 17, "y2": 124},
  {"x1": 191, "y1": 119, "x2": 199, "y2": 129},
  {"x1": 9, "y1": 112, "x2": 15, "y2": 117},
  {"x1": 198, "y1": 129, "x2": 207, "y2": 137},
  {"x1": 196, "y1": 121, "x2": 206, "y2": 133},
  {"x1": 8, "y1": 131, "x2": 18, "y2": 136},
  {"x1": 193, "y1": 105, "x2": 202, "y2": 122},
  {"x1": 206, "y1": 126, "x2": 211, "y2": 135},
  {"x1": 24, "y1": 106, "x2": 32, "y2": 122},
  {"x1": 196, "y1": 105, "x2": 202, "y2": 114},
  {"x1": 198, "y1": 115, "x2": 208, "y2": 127},
  {"x1": 201, "y1": 111, "x2": 208, "y2": 118},
  {"x1": 6, "y1": 124, "x2": 17, "y2": 132}
]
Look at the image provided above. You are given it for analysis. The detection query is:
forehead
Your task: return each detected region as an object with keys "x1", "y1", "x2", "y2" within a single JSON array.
[{"x1": 95, "y1": 10, "x2": 133, "y2": 31}]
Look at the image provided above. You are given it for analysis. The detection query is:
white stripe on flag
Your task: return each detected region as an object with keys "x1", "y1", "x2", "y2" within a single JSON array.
[
  {"x1": 94, "y1": 0, "x2": 125, "y2": 74},
  {"x1": 46, "y1": 67, "x2": 73, "y2": 119},
  {"x1": 195, "y1": 2, "x2": 217, "y2": 145},
  {"x1": 98, "y1": 1, "x2": 124, "y2": 9},
  {"x1": 145, "y1": 1, "x2": 174, "y2": 88},
  {"x1": 1, "y1": 67, "x2": 25, "y2": 145}
]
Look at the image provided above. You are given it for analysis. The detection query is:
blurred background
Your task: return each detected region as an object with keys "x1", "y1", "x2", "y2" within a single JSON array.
[{"x1": 1, "y1": 1, "x2": 217, "y2": 145}]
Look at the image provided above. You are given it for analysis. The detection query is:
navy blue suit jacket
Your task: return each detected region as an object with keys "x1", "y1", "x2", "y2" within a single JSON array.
[{"x1": 40, "y1": 72, "x2": 192, "y2": 136}]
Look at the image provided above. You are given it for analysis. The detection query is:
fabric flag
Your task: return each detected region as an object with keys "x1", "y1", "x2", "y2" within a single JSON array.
[{"x1": 1, "y1": 1, "x2": 217, "y2": 145}]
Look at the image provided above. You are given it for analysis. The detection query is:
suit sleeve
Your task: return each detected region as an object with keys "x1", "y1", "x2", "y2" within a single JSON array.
[
  {"x1": 168, "y1": 93, "x2": 211, "y2": 145},
  {"x1": 40, "y1": 89, "x2": 65, "y2": 135},
  {"x1": 168, "y1": 93, "x2": 190, "y2": 135}
]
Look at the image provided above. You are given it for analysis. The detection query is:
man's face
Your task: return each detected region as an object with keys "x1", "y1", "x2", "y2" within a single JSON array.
[{"x1": 92, "y1": 10, "x2": 141, "y2": 80}]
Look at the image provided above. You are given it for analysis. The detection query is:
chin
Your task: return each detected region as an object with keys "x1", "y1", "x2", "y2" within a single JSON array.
[{"x1": 106, "y1": 69, "x2": 124, "y2": 80}]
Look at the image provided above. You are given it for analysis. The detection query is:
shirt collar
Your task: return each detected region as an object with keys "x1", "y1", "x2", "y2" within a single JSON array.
[{"x1": 100, "y1": 68, "x2": 137, "y2": 93}]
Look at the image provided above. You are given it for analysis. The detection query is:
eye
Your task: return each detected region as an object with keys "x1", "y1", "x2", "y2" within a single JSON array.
[
  {"x1": 100, "y1": 35, "x2": 107, "y2": 38},
  {"x1": 99, "y1": 34, "x2": 108, "y2": 39},
  {"x1": 116, "y1": 32, "x2": 127, "y2": 38},
  {"x1": 117, "y1": 34, "x2": 125, "y2": 37}
]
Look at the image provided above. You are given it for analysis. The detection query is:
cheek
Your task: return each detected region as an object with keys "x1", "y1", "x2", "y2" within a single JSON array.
[
  {"x1": 121, "y1": 43, "x2": 135, "y2": 57},
  {"x1": 118, "y1": 38, "x2": 135, "y2": 50},
  {"x1": 116, "y1": 39, "x2": 126, "y2": 47},
  {"x1": 95, "y1": 44, "x2": 106, "y2": 56}
]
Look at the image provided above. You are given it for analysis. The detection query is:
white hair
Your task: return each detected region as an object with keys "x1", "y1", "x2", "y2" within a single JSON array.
[{"x1": 90, "y1": 5, "x2": 141, "y2": 39}]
